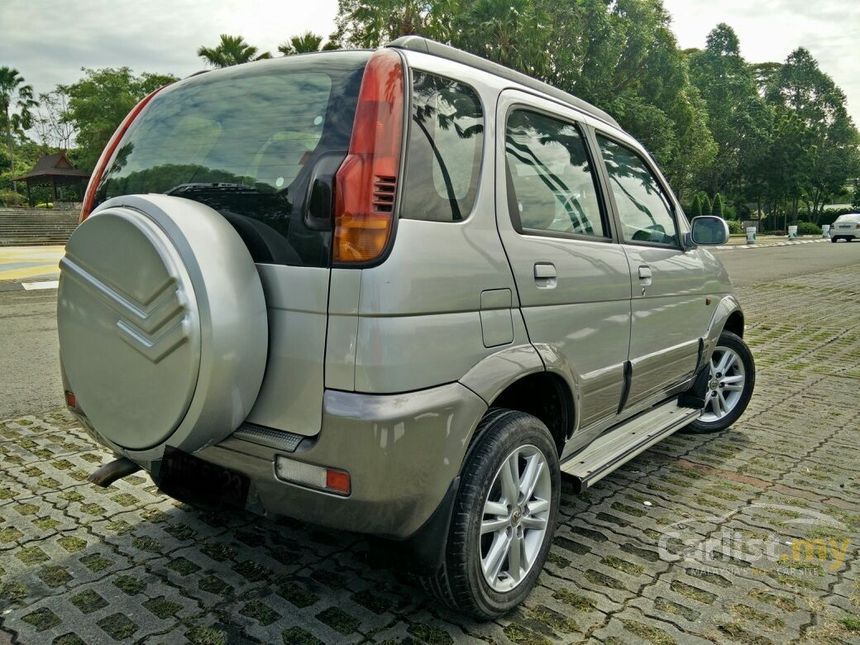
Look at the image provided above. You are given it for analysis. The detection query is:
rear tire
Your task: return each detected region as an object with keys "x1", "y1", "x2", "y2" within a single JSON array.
[
  {"x1": 421, "y1": 409, "x2": 560, "y2": 619},
  {"x1": 686, "y1": 331, "x2": 755, "y2": 434}
]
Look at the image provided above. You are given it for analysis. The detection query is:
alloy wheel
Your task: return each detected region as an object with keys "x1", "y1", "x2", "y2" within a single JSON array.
[
  {"x1": 701, "y1": 345, "x2": 746, "y2": 423},
  {"x1": 480, "y1": 444, "x2": 552, "y2": 593}
]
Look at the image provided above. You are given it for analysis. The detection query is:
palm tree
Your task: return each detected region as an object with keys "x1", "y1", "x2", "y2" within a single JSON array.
[
  {"x1": 0, "y1": 67, "x2": 37, "y2": 148},
  {"x1": 197, "y1": 35, "x2": 272, "y2": 68},
  {"x1": 278, "y1": 31, "x2": 331, "y2": 55}
]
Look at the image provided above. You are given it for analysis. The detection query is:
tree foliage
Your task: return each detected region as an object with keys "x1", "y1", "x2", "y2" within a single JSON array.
[
  {"x1": 278, "y1": 31, "x2": 335, "y2": 55},
  {"x1": 61, "y1": 67, "x2": 177, "y2": 171},
  {"x1": 712, "y1": 192, "x2": 723, "y2": 217},
  {"x1": 197, "y1": 34, "x2": 272, "y2": 68},
  {"x1": 690, "y1": 194, "x2": 702, "y2": 217},
  {"x1": 0, "y1": 67, "x2": 37, "y2": 148}
]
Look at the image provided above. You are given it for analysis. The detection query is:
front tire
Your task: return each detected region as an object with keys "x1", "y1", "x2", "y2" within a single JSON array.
[
  {"x1": 686, "y1": 331, "x2": 755, "y2": 434},
  {"x1": 421, "y1": 409, "x2": 560, "y2": 619}
]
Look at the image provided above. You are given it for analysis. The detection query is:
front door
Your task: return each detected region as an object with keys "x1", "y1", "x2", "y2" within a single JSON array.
[
  {"x1": 495, "y1": 91, "x2": 632, "y2": 430},
  {"x1": 593, "y1": 133, "x2": 713, "y2": 407}
]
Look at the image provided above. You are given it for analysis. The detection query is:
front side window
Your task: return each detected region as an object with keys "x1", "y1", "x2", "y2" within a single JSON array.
[
  {"x1": 505, "y1": 109, "x2": 605, "y2": 238},
  {"x1": 400, "y1": 72, "x2": 484, "y2": 222},
  {"x1": 597, "y1": 135, "x2": 679, "y2": 247}
]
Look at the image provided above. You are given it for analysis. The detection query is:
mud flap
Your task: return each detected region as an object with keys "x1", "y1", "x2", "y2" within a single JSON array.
[{"x1": 679, "y1": 363, "x2": 710, "y2": 410}]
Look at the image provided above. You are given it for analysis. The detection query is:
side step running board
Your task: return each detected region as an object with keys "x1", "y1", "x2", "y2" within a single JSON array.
[{"x1": 561, "y1": 400, "x2": 700, "y2": 492}]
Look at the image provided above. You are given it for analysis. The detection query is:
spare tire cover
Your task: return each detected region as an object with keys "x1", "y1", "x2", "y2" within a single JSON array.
[{"x1": 58, "y1": 194, "x2": 268, "y2": 460}]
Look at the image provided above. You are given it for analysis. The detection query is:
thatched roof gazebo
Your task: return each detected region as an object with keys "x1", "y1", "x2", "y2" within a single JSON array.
[{"x1": 13, "y1": 152, "x2": 90, "y2": 206}]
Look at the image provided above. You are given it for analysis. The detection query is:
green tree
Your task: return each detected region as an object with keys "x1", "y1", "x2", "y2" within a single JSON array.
[
  {"x1": 766, "y1": 47, "x2": 859, "y2": 222},
  {"x1": 61, "y1": 68, "x2": 177, "y2": 171},
  {"x1": 197, "y1": 34, "x2": 272, "y2": 68},
  {"x1": 278, "y1": 31, "x2": 330, "y2": 55},
  {"x1": 688, "y1": 24, "x2": 769, "y2": 197},
  {"x1": 712, "y1": 192, "x2": 723, "y2": 217},
  {"x1": 689, "y1": 194, "x2": 702, "y2": 216},
  {"x1": 700, "y1": 193, "x2": 712, "y2": 215},
  {"x1": 0, "y1": 67, "x2": 38, "y2": 149},
  {"x1": 0, "y1": 67, "x2": 38, "y2": 177}
]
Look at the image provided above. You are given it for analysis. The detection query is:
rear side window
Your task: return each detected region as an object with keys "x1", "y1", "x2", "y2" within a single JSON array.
[
  {"x1": 400, "y1": 72, "x2": 484, "y2": 222},
  {"x1": 505, "y1": 109, "x2": 606, "y2": 238},
  {"x1": 597, "y1": 135, "x2": 679, "y2": 247},
  {"x1": 96, "y1": 52, "x2": 370, "y2": 267}
]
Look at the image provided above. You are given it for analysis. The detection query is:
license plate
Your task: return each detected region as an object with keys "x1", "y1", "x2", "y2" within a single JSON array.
[{"x1": 160, "y1": 449, "x2": 249, "y2": 507}]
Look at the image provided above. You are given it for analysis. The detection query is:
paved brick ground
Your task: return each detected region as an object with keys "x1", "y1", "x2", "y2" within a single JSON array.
[{"x1": 1, "y1": 264, "x2": 858, "y2": 644}]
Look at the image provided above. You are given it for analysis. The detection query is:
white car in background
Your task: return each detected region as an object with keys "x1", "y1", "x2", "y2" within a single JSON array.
[{"x1": 831, "y1": 213, "x2": 860, "y2": 242}]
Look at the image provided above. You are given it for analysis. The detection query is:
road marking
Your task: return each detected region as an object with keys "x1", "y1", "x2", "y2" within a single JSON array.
[
  {"x1": 21, "y1": 280, "x2": 59, "y2": 291},
  {"x1": 714, "y1": 239, "x2": 829, "y2": 251}
]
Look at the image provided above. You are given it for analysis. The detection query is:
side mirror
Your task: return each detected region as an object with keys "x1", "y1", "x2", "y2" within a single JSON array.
[{"x1": 690, "y1": 216, "x2": 729, "y2": 246}]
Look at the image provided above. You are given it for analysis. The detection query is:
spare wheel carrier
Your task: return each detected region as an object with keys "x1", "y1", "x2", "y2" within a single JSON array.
[{"x1": 57, "y1": 194, "x2": 268, "y2": 463}]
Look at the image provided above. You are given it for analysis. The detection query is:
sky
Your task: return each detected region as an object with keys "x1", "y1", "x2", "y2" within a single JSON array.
[{"x1": 1, "y1": 0, "x2": 858, "y2": 125}]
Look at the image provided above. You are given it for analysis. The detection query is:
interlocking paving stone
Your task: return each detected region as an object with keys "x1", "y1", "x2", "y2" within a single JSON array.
[{"x1": 1, "y1": 264, "x2": 859, "y2": 643}]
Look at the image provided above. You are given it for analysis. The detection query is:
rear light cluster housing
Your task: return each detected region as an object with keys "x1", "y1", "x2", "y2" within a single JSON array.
[{"x1": 333, "y1": 49, "x2": 405, "y2": 264}]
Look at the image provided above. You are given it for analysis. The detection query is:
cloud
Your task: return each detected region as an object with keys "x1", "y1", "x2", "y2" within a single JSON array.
[{"x1": 0, "y1": 0, "x2": 340, "y2": 93}]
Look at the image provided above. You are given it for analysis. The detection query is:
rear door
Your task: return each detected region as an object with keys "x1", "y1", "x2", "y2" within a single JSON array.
[
  {"x1": 593, "y1": 133, "x2": 714, "y2": 407},
  {"x1": 495, "y1": 90, "x2": 631, "y2": 429},
  {"x1": 93, "y1": 52, "x2": 371, "y2": 436}
]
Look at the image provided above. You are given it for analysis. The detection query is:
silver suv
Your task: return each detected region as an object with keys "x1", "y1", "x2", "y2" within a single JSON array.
[{"x1": 57, "y1": 37, "x2": 754, "y2": 618}]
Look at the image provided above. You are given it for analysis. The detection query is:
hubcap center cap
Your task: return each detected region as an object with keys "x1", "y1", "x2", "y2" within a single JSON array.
[{"x1": 511, "y1": 508, "x2": 523, "y2": 526}]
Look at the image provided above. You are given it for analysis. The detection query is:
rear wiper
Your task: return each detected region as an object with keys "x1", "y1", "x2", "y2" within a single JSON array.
[{"x1": 165, "y1": 182, "x2": 263, "y2": 195}]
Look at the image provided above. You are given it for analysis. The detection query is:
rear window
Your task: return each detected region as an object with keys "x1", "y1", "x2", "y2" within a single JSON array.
[
  {"x1": 400, "y1": 71, "x2": 484, "y2": 222},
  {"x1": 96, "y1": 52, "x2": 370, "y2": 267}
]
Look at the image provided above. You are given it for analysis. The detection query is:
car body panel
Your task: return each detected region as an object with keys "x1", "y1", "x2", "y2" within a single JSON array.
[
  {"x1": 199, "y1": 382, "x2": 487, "y2": 539},
  {"x1": 246, "y1": 264, "x2": 328, "y2": 436}
]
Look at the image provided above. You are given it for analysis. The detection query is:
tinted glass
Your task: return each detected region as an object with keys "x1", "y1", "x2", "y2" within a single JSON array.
[
  {"x1": 597, "y1": 135, "x2": 678, "y2": 246},
  {"x1": 400, "y1": 72, "x2": 483, "y2": 222},
  {"x1": 505, "y1": 110, "x2": 605, "y2": 237},
  {"x1": 96, "y1": 52, "x2": 370, "y2": 267}
]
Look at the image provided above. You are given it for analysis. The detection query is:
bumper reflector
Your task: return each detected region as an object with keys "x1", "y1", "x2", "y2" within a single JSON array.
[
  {"x1": 65, "y1": 390, "x2": 77, "y2": 409},
  {"x1": 274, "y1": 456, "x2": 351, "y2": 496}
]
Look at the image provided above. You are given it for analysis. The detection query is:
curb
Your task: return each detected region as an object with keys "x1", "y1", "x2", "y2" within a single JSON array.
[{"x1": 714, "y1": 239, "x2": 830, "y2": 250}]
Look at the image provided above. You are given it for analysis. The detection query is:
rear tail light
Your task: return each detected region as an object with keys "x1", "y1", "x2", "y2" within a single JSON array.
[
  {"x1": 855, "y1": 223, "x2": 860, "y2": 229},
  {"x1": 333, "y1": 49, "x2": 405, "y2": 264},
  {"x1": 79, "y1": 87, "x2": 166, "y2": 222}
]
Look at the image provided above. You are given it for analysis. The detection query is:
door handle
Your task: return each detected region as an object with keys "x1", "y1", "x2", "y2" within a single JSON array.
[
  {"x1": 534, "y1": 262, "x2": 557, "y2": 288},
  {"x1": 638, "y1": 265, "x2": 652, "y2": 290}
]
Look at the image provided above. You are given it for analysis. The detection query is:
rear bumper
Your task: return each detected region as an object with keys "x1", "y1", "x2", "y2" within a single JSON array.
[{"x1": 194, "y1": 383, "x2": 487, "y2": 540}]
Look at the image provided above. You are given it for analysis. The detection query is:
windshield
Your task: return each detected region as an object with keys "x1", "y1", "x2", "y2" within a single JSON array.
[{"x1": 96, "y1": 51, "x2": 370, "y2": 266}]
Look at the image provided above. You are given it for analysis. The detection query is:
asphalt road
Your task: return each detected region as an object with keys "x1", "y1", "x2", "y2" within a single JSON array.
[
  {"x1": 715, "y1": 240, "x2": 859, "y2": 286},
  {"x1": 0, "y1": 288, "x2": 63, "y2": 418},
  {"x1": 0, "y1": 242, "x2": 857, "y2": 419}
]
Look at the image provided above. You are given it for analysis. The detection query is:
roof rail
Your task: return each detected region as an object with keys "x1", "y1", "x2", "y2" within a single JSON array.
[{"x1": 386, "y1": 36, "x2": 620, "y2": 130}]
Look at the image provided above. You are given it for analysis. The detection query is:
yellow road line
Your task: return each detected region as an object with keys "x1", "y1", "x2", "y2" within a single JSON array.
[
  {"x1": 0, "y1": 246, "x2": 64, "y2": 281},
  {"x1": 0, "y1": 264, "x2": 61, "y2": 281}
]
